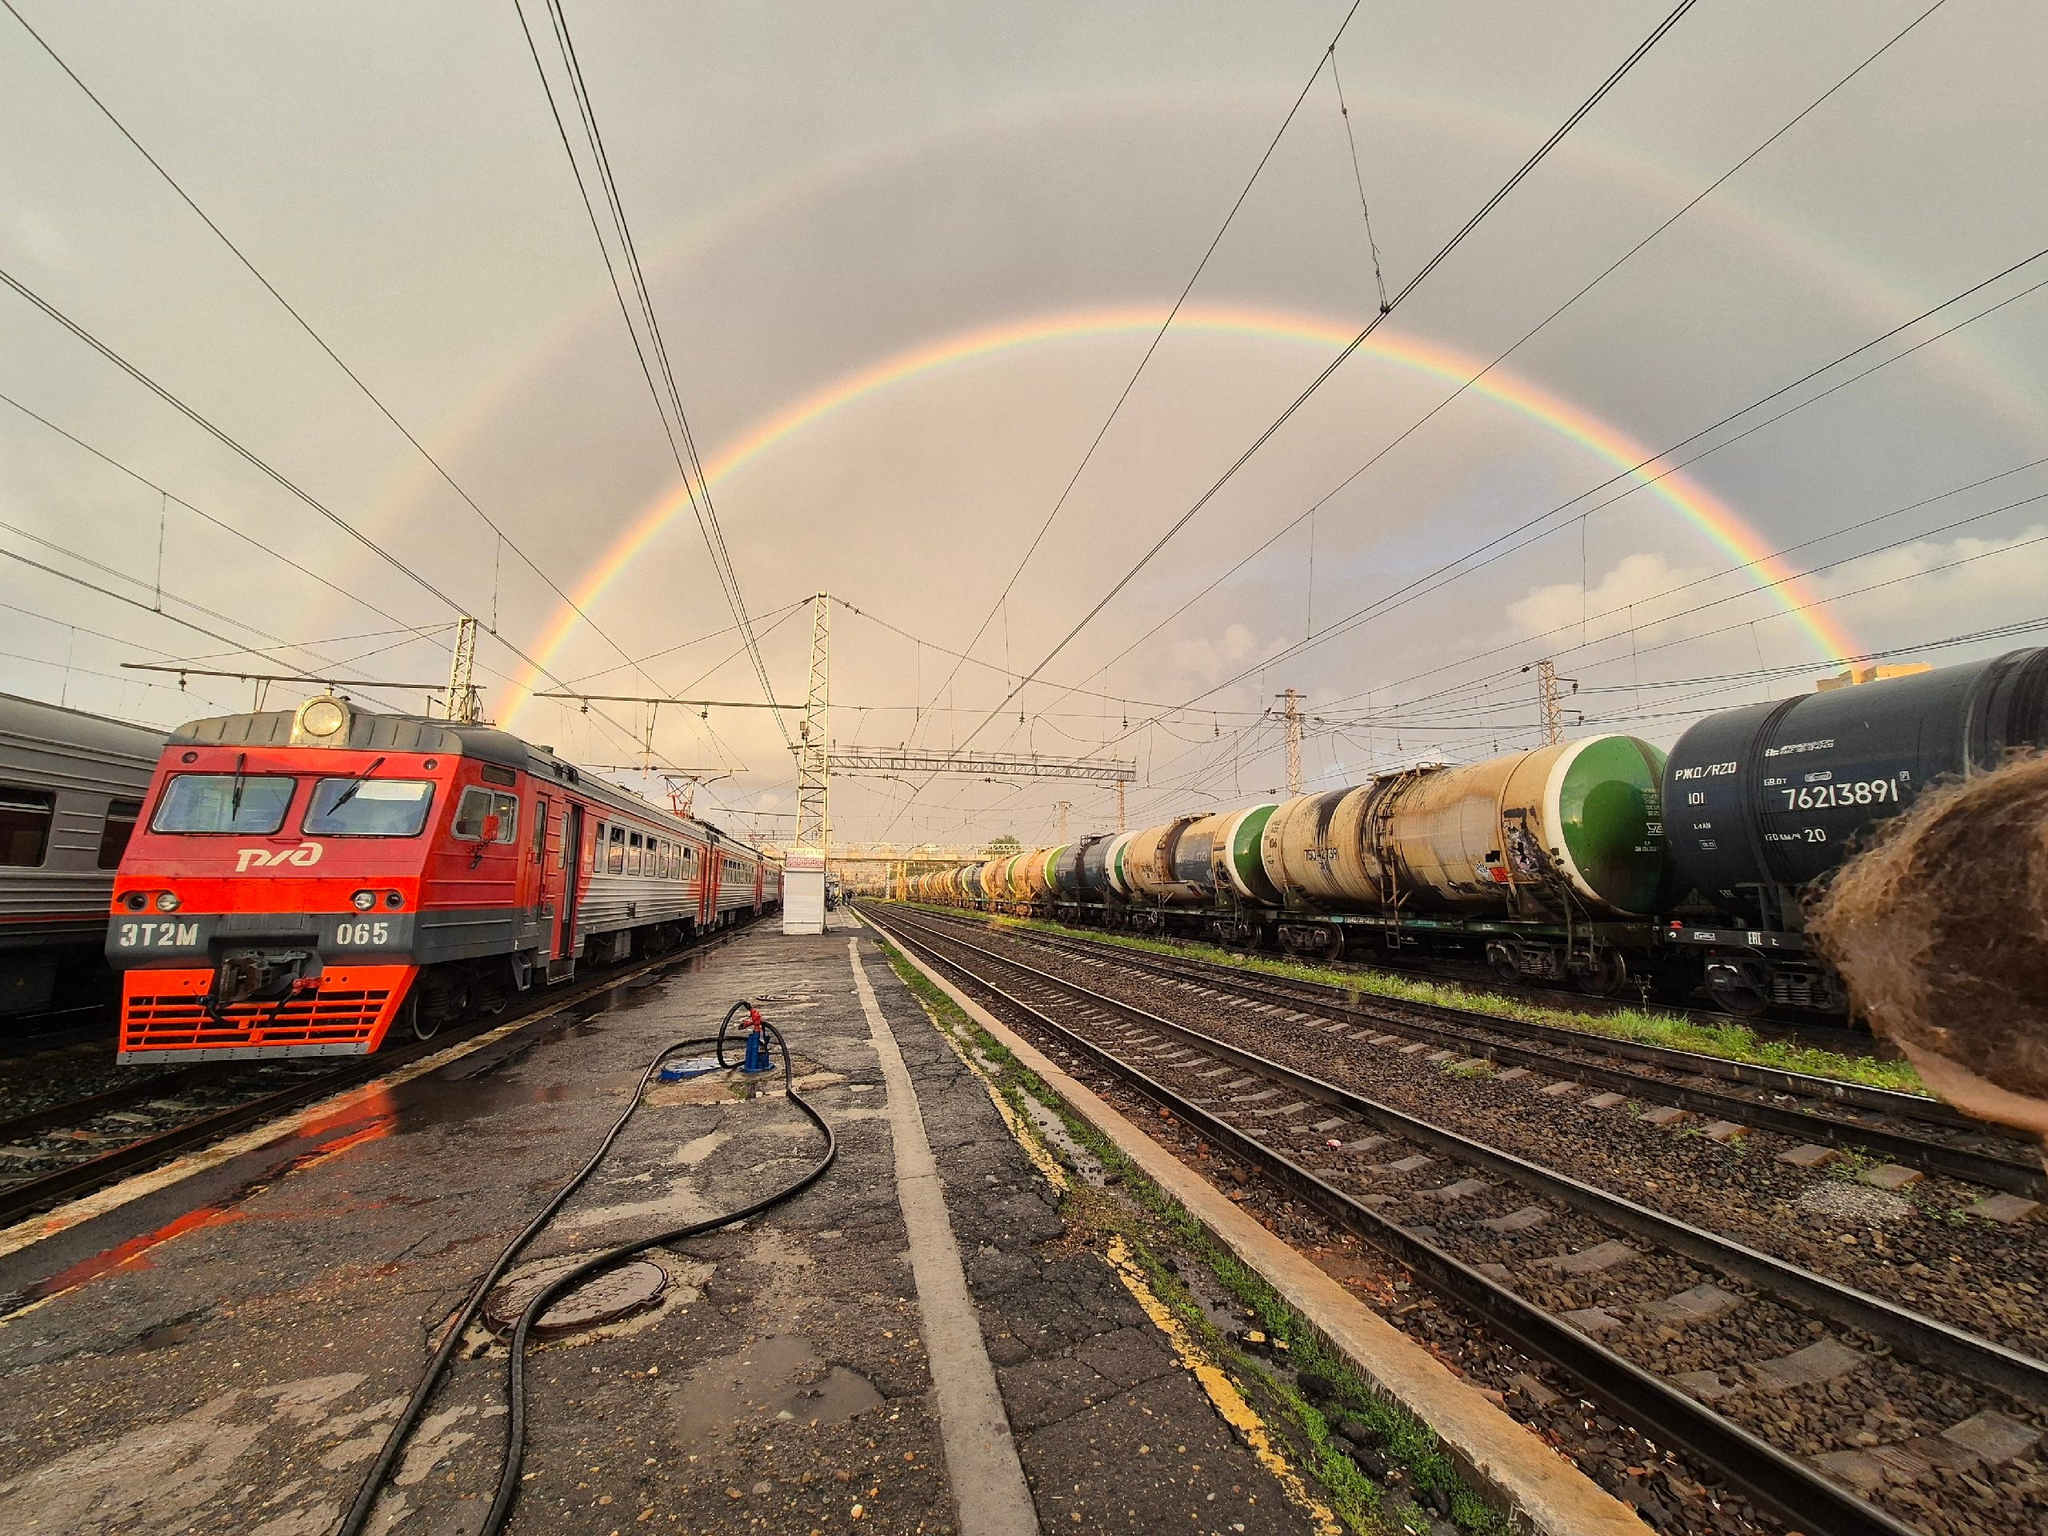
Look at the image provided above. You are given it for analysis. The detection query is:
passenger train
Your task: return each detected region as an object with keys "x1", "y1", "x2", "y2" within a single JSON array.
[
  {"x1": 107, "y1": 694, "x2": 778, "y2": 1062},
  {"x1": 886, "y1": 649, "x2": 2048, "y2": 1020},
  {"x1": 0, "y1": 693, "x2": 163, "y2": 1016}
]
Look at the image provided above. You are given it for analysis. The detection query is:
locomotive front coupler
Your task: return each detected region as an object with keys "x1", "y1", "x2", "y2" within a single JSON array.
[{"x1": 212, "y1": 945, "x2": 324, "y2": 1006}]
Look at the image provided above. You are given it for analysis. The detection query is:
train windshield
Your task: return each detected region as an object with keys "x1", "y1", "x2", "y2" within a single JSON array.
[
  {"x1": 151, "y1": 773, "x2": 295, "y2": 834},
  {"x1": 305, "y1": 778, "x2": 435, "y2": 837}
]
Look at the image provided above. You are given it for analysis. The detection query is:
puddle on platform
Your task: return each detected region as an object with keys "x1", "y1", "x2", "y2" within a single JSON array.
[
  {"x1": 670, "y1": 1333, "x2": 883, "y2": 1445},
  {"x1": 392, "y1": 1069, "x2": 640, "y2": 1133},
  {"x1": 4, "y1": 1092, "x2": 397, "y2": 1314}
]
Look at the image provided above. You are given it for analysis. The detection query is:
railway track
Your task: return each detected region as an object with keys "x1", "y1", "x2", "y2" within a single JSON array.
[
  {"x1": 0, "y1": 922, "x2": 761, "y2": 1230},
  {"x1": 909, "y1": 906, "x2": 2042, "y2": 1191},
  {"x1": 868, "y1": 904, "x2": 2048, "y2": 1536}
]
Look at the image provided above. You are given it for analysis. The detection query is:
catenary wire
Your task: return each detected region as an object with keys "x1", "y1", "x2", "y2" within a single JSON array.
[
  {"x1": 1109, "y1": 243, "x2": 2048, "y2": 739},
  {"x1": 0, "y1": 0, "x2": 669, "y2": 694},
  {"x1": 907, "y1": 0, "x2": 1369, "y2": 746},
  {"x1": 945, "y1": 1, "x2": 1701, "y2": 762},
  {"x1": 515, "y1": 0, "x2": 790, "y2": 746},
  {"x1": 1046, "y1": 0, "x2": 1952, "y2": 714}
]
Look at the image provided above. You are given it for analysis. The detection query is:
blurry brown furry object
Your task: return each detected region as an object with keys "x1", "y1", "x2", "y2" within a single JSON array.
[{"x1": 1810, "y1": 752, "x2": 2048, "y2": 1101}]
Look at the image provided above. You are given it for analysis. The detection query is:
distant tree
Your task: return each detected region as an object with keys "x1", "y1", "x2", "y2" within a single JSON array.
[{"x1": 983, "y1": 833, "x2": 1022, "y2": 856}]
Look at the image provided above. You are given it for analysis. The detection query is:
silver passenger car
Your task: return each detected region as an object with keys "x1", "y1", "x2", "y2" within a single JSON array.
[{"x1": 0, "y1": 693, "x2": 164, "y2": 1014}]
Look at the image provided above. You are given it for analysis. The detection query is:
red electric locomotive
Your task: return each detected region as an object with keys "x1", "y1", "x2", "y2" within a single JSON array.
[{"x1": 106, "y1": 694, "x2": 780, "y2": 1063}]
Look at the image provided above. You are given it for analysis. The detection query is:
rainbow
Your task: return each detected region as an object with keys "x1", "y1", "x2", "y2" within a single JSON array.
[{"x1": 498, "y1": 305, "x2": 1857, "y2": 726}]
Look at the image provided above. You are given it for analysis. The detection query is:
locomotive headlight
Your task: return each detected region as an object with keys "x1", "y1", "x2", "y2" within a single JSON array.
[
  {"x1": 384, "y1": 891, "x2": 404, "y2": 909},
  {"x1": 154, "y1": 892, "x2": 181, "y2": 913},
  {"x1": 122, "y1": 891, "x2": 148, "y2": 912},
  {"x1": 351, "y1": 889, "x2": 377, "y2": 911}
]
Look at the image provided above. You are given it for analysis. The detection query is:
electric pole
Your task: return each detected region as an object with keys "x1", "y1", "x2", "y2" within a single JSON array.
[
  {"x1": 1115, "y1": 780, "x2": 1126, "y2": 833},
  {"x1": 795, "y1": 592, "x2": 831, "y2": 854},
  {"x1": 1535, "y1": 659, "x2": 1565, "y2": 746},
  {"x1": 1280, "y1": 688, "x2": 1304, "y2": 795},
  {"x1": 447, "y1": 616, "x2": 482, "y2": 724},
  {"x1": 1056, "y1": 801, "x2": 1070, "y2": 842}
]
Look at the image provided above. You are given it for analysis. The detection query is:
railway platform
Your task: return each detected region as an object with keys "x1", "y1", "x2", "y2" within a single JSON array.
[{"x1": 0, "y1": 912, "x2": 1517, "y2": 1536}]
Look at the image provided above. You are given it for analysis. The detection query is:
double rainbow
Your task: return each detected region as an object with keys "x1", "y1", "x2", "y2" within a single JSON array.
[{"x1": 499, "y1": 304, "x2": 1856, "y2": 726}]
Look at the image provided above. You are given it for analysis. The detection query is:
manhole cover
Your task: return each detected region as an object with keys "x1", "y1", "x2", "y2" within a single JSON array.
[{"x1": 484, "y1": 1258, "x2": 668, "y2": 1337}]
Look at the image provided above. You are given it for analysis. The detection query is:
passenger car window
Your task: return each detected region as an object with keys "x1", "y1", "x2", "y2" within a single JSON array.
[
  {"x1": 0, "y1": 787, "x2": 55, "y2": 867},
  {"x1": 305, "y1": 779, "x2": 435, "y2": 837},
  {"x1": 97, "y1": 798, "x2": 143, "y2": 869},
  {"x1": 607, "y1": 824, "x2": 625, "y2": 874},
  {"x1": 452, "y1": 786, "x2": 518, "y2": 842},
  {"x1": 151, "y1": 774, "x2": 294, "y2": 835},
  {"x1": 532, "y1": 803, "x2": 547, "y2": 860}
]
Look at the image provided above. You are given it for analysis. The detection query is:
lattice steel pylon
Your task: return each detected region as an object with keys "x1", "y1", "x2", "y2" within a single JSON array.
[
  {"x1": 447, "y1": 616, "x2": 482, "y2": 724},
  {"x1": 1536, "y1": 658, "x2": 1564, "y2": 745},
  {"x1": 1280, "y1": 688, "x2": 1304, "y2": 795},
  {"x1": 794, "y1": 592, "x2": 830, "y2": 853}
]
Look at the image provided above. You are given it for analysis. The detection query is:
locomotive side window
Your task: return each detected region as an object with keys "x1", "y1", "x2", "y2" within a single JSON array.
[
  {"x1": 607, "y1": 825, "x2": 625, "y2": 874},
  {"x1": 305, "y1": 779, "x2": 435, "y2": 837},
  {"x1": 0, "y1": 787, "x2": 55, "y2": 867},
  {"x1": 151, "y1": 774, "x2": 294, "y2": 835},
  {"x1": 96, "y1": 798, "x2": 142, "y2": 869},
  {"x1": 452, "y1": 786, "x2": 518, "y2": 842}
]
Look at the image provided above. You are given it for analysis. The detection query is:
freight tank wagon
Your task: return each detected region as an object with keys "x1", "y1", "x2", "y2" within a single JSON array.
[
  {"x1": 1260, "y1": 734, "x2": 1670, "y2": 990},
  {"x1": 1663, "y1": 648, "x2": 2048, "y2": 1015}
]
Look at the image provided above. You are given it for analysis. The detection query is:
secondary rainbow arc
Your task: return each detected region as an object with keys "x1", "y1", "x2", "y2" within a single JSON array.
[{"x1": 499, "y1": 305, "x2": 1858, "y2": 727}]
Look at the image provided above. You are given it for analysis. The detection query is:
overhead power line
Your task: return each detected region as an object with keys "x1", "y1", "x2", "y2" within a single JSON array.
[
  {"x1": 0, "y1": 262, "x2": 475, "y2": 617},
  {"x1": 909, "y1": 0, "x2": 1370, "y2": 744},
  {"x1": 0, "y1": 0, "x2": 662, "y2": 693},
  {"x1": 1049, "y1": 0, "x2": 1953, "y2": 707},
  {"x1": 1162, "y1": 243, "x2": 2048, "y2": 720},
  {"x1": 0, "y1": 389, "x2": 434, "y2": 643},
  {"x1": 954, "y1": 0, "x2": 1701, "y2": 753},
  {"x1": 0, "y1": 265, "x2": 690, "y2": 771},
  {"x1": 514, "y1": 0, "x2": 790, "y2": 746}
]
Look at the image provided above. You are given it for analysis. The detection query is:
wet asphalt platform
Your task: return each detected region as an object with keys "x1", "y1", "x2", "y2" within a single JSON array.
[{"x1": 0, "y1": 915, "x2": 1309, "y2": 1535}]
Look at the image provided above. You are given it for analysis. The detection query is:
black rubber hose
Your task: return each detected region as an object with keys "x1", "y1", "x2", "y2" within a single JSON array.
[
  {"x1": 713, "y1": 998, "x2": 755, "y2": 1069},
  {"x1": 336, "y1": 1006, "x2": 835, "y2": 1536}
]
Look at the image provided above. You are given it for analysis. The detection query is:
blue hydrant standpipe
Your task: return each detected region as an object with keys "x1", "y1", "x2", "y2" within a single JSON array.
[{"x1": 716, "y1": 999, "x2": 777, "y2": 1073}]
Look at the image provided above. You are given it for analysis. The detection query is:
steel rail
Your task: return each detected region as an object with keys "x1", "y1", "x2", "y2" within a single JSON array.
[
  {"x1": 935, "y1": 907, "x2": 1949, "y2": 1124},
  {"x1": 910, "y1": 909, "x2": 2042, "y2": 1197},
  {"x1": 0, "y1": 1064, "x2": 224, "y2": 1146},
  {"x1": 869, "y1": 908, "x2": 1921, "y2": 1536},
  {"x1": 983, "y1": 917, "x2": 2044, "y2": 1194},
  {"x1": 878, "y1": 907, "x2": 2048, "y2": 1408}
]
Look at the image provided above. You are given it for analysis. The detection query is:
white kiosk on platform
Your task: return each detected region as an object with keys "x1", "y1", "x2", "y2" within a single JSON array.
[{"x1": 782, "y1": 847, "x2": 827, "y2": 934}]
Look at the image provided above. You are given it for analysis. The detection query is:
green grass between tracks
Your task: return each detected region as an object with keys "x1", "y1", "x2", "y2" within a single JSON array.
[
  {"x1": 894, "y1": 901, "x2": 1927, "y2": 1097},
  {"x1": 873, "y1": 929, "x2": 1508, "y2": 1536}
]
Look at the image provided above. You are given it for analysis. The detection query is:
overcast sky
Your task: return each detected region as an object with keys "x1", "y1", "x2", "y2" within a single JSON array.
[{"x1": 3, "y1": 0, "x2": 2045, "y2": 848}]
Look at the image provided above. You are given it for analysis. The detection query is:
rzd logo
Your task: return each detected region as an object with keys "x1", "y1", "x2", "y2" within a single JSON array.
[{"x1": 235, "y1": 842, "x2": 324, "y2": 873}]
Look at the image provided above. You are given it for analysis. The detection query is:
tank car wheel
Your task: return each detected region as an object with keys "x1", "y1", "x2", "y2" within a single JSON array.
[
  {"x1": 1706, "y1": 964, "x2": 1770, "y2": 1018},
  {"x1": 1490, "y1": 950, "x2": 1521, "y2": 984},
  {"x1": 1321, "y1": 931, "x2": 1346, "y2": 964},
  {"x1": 1572, "y1": 950, "x2": 1629, "y2": 997}
]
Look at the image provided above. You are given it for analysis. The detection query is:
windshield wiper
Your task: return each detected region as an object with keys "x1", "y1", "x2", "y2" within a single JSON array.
[
  {"x1": 229, "y1": 752, "x2": 248, "y2": 822},
  {"x1": 327, "y1": 756, "x2": 386, "y2": 815}
]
